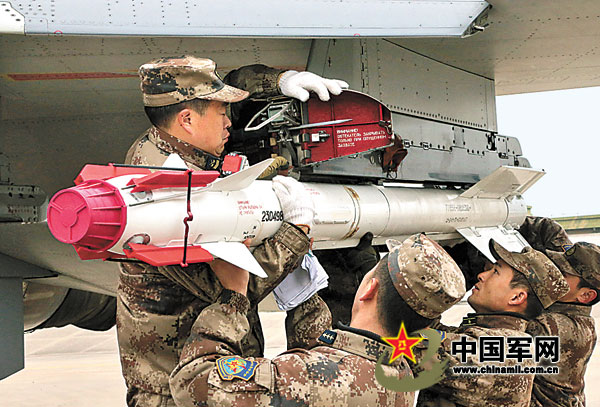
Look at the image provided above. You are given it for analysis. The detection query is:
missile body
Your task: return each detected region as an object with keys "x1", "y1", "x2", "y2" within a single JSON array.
[{"x1": 47, "y1": 161, "x2": 541, "y2": 276}]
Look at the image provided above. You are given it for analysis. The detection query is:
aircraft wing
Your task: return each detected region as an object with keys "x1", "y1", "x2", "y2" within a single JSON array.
[{"x1": 391, "y1": 1, "x2": 600, "y2": 95}]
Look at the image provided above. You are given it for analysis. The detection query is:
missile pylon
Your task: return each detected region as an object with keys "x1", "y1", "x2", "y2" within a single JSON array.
[{"x1": 47, "y1": 156, "x2": 544, "y2": 277}]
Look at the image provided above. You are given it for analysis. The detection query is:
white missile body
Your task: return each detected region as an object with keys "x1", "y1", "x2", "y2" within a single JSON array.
[{"x1": 47, "y1": 158, "x2": 544, "y2": 277}]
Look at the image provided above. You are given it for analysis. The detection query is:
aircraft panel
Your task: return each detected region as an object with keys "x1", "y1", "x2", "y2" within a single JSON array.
[
  {"x1": 4, "y1": 0, "x2": 489, "y2": 37},
  {"x1": 392, "y1": 0, "x2": 600, "y2": 94}
]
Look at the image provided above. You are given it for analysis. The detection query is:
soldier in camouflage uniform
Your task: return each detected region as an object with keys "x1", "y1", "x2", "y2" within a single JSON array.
[
  {"x1": 117, "y1": 56, "x2": 347, "y2": 407},
  {"x1": 168, "y1": 234, "x2": 466, "y2": 407},
  {"x1": 527, "y1": 242, "x2": 600, "y2": 407},
  {"x1": 518, "y1": 217, "x2": 600, "y2": 407},
  {"x1": 416, "y1": 239, "x2": 570, "y2": 407}
]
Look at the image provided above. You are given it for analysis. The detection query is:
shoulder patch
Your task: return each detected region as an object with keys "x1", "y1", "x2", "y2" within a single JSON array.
[
  {"x1": 562, "y1": 244, "x2": 573, "y2": 252},
  {"x1": 318, "y1": 329, "x2": 338, "y2": 345},
  {"x1": 216, "y1": 356, "x2": 258, "y2": 381},
  {"x1": 420, "y1": 329, "x2": 447, "y2": 343}
]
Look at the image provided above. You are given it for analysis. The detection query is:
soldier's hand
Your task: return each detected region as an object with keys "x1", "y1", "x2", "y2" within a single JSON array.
[
  {"x1": 518, "y1": 216, "x2": 572, "y2": 252},
  {"x1": 278, "y1": 70, "x2": 349, "y2": 102},
  {"x1": 272, "y1": 175, "x2": 315, "y2": 233},
  {"x1": 347, "y1": 232, "x2": 380, "y2": 274},
  {"x1": 209, "y1": 239, "x2": 252, "y2": 296}
]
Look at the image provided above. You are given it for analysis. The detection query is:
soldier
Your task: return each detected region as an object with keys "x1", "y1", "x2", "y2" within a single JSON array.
[
  {"x1": 117, "y1": 56, "x2": 347, "y2": 407},
  {"x1": 168, "y1": 234, "x2": 466, "y2": 407},
  {"x1": 524, "y1": 231, "x2": 600, "y2": 406},
  {"x1": 481, "y1": 216, "x2": 599, "y2": 407},
  {"x1": 416, "y1": 240, "x2": 570, "y2": 407}
]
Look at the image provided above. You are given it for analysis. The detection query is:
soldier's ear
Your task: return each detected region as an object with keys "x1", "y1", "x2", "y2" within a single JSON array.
[
  {"x1": 176, "y1": 109, "x2": 194, "y2": 134},
  {"x1": 577, "y1": 288, "x2": 597, "y2": 304},
  {"x1": 359, "y1": 277, "x2": 379, "y2": 302},
  {"x1": 508, "y1": 289, "x2": 528, "y2": 306}
]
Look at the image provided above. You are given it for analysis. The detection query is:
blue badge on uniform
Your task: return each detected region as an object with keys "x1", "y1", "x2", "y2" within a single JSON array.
[
  {"x1": 318, "y1": 329, "x2": 337, "y2": 345},
  {"x1": 420, "y1": 329, "x2": 447, "y2": 343},
  {"x1": 216, "y1": 356, "x2": 258, "y2": 381}
]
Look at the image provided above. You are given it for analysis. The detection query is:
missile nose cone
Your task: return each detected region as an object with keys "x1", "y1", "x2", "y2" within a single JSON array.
[
  {"x1": 48, "y1": 190, "x2": 91, "y2": 243},
  {"x1": 61, "y1": 208, "x2": 79, "y2": 228},
  {"x1": 47, "y1": 180, "x2": 127, "y2": 252}
]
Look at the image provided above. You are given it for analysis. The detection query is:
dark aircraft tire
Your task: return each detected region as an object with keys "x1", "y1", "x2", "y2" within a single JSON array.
[{"x1": 24, "y1": 282, "x2": 116, "y2": 331}]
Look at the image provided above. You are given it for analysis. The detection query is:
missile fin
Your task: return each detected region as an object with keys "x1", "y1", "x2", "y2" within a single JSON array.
[
  {"x1": 201, "y1": 241, "x2": 268, "y2": 278},
  {"x1": 460, "y1": 166, "x2": 545, "y2": 199},
  {"x1": 207, "y1": 159, "x2": 275, "y2": 191},
  {"x1": 124, "y1": 243, "x2": 214, "y2": 266},
  {"x1": 127, "y1": 171, "x2": 220, "y2": 192},
  {"x1": 74, "y1": 164, "x2": 151, "y2": 185},
  {"x1": 456, "y1": 226, "x2": 530, "y2": 263}
]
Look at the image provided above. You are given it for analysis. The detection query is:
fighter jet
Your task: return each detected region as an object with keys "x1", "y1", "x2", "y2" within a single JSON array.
[{"x1": 2, "y1": 0, "x2": 599, "y2": 378}]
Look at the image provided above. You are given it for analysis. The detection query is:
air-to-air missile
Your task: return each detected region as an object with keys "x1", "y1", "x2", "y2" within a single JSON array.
[{"x1": 47, "y1": 154, "x2": 543, "y2": 278}]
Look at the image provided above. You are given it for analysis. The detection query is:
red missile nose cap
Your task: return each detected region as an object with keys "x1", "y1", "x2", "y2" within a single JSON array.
[{"x1": 47, "y1": 180, "x2": 127, "y2": 252}]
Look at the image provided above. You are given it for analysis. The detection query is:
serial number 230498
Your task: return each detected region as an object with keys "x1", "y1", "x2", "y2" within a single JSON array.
[{"x1": 262, "y1": 210, "x2": 284, "y2": 222}]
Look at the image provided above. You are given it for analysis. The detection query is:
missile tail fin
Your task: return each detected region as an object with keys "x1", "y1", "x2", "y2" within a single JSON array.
[
  {"x1": 456, "y1": 226, "x2": 530, "y2": 263},
  {"x1": 460, "y1": 166, "x2": 545, "y2": 200},
  {"x1": 208, "y1": 159, "x2": 275, "y2": 191},
  {"x1": 201, "y1": 241, "x2": 268, "y2": 278},
  {"x1": 124, "y1": 243, "x2": 214, "y2": 266}
]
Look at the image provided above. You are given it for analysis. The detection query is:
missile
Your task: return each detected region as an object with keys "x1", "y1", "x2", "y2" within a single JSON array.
[{"x1": 47, "y1": 155, "x2": 544, "y2": 277}]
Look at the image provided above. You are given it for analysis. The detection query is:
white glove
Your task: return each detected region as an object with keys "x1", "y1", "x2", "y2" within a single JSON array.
[
  {"x1": 279, "y1": 70, "x2": 349, "y2": 102},
  {"x1": 272, "y1": 175, "x2": 315, "y2": 231}
]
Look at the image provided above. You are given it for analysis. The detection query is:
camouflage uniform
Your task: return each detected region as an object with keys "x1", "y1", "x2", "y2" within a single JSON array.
[
  {"x1": 417, "y1": 240, "x2": 570, "y2": 407},
  {"x1": 118, "y1": 223, "x2": 309, "y2": 407},
  {"x1": 117, "y1": 58, "x2": 298, "y2": 407},
  {"x1": 527, "y1": 302, "x2": 596, "y2": 407},
  {"x1": 518, "y1": 215, "x2": 572, "y2": 252},
  {"x1": 526, "y1": 241, "x2": 600, "y2": 407},
  {"x1": 170, "y1": 289, "x2": 415, "y2": 407},
  {"x1": 169, "y1": 234, "x2": 466, "y2": 407},
  {"x1": 417, "y1": 313, "x2": 537, "y2": 407}
]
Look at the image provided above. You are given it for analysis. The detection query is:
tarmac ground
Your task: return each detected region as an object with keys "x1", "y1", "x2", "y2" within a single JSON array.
[{"x1": 1, "y1": 300, "x2": 599, "y2": 406}]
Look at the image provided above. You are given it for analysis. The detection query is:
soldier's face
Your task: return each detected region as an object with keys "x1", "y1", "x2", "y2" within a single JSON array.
[
  {"x1": 188, "y1": 101, "x2": 232, "y2": 156},
  {"x1": 468, "y1": 260, "x2": 521, "y2": 313}
]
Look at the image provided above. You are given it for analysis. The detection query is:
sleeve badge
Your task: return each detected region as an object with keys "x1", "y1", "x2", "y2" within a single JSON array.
[
  {"x1": 216, "y1": 356, "x2": 259, "y2": 381},
  {"x1": 420, "y1": 329, "x2": 447, "y2": 343}
]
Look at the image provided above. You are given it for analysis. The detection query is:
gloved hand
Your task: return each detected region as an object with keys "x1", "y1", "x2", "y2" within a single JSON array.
[
  {"x1": 258, "y1": 156, "x2": 290, "y2": 180},
  {"x1": 278, "y1": 70, "x2": 349, "y2": 102},
  {"x1": 518, "y1": 216, "x2": 572, "y2": 252},
  {"x1": 346, "y1": 232, "x2": 380, "y2": 275},
  {"x1": 272, "y1": 175, "x2": 315, "y2": 232}
]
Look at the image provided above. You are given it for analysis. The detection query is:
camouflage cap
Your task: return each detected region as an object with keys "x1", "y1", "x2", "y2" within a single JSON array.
[
  {"x1": 489, "y1": 240, "x2": 570, "y2": 308},
  {"x1": 385, "y1": 234, "x2": 466, "y2": 319},
  {"x1": 546, "y1": 242, "x2": 600, "y2": 289},
  {"x1": 139, "y1": 56, "x2": 249, "y2": 107}
]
